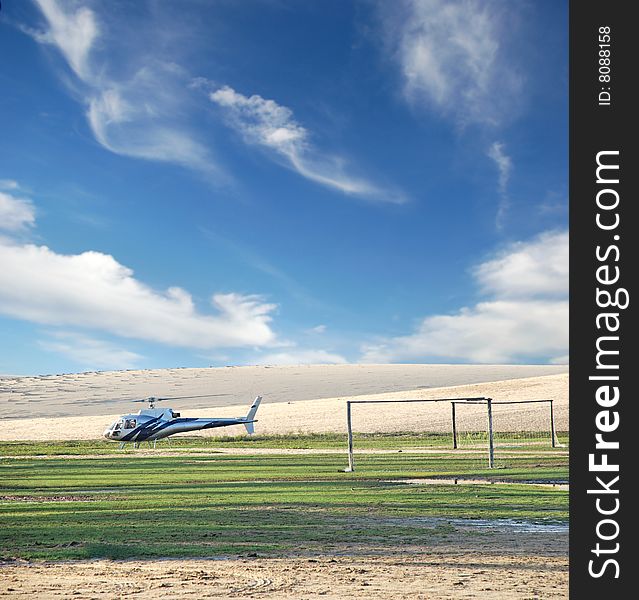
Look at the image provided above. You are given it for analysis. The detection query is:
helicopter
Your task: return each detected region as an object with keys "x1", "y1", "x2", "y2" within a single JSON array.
[{"x1": 103, "y1": 395, "x2": 262, "y2": 448}]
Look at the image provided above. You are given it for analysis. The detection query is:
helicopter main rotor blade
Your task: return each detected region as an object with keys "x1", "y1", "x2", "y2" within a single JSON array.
[
  {"x1": 114, "y1": 393, "x2": 232, "y2": 404},
  {"x1": 157, "y1": 393, "x2": 230, "y2": 400}
]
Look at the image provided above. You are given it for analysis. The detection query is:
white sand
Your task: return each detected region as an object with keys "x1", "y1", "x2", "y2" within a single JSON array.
[
  {"x1": 0, "y1": 364, "x2": 567, "y2": 441},
  {"x1": 1, "y1": 363, "x2": 566, "y2": 419}
]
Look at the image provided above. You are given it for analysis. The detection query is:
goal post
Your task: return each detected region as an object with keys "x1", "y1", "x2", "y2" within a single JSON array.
[{"x1": 343, "y1": 396, "x2": 488, "y2": 472}]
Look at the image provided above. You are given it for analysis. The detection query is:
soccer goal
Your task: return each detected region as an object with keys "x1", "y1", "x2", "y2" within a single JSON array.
[{"x1": 344, "y1": 397, "x2": 560, "y2": 471}]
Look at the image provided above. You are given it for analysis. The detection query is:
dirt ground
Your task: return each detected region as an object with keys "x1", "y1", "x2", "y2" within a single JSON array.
[
  {"x1": 0, "y1": 555, "x2": 568, "y2": 599},
  {"x1": 0, "y1": 555, "x2": 567, "y2": 599},
  {"x1": 0, "y1": 530, "x2": 568, "y2": 599}
]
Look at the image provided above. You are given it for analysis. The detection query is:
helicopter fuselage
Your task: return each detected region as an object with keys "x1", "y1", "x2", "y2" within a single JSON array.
[{"x1": 103, "y1": 404, "x2": 258, "y2": 443}]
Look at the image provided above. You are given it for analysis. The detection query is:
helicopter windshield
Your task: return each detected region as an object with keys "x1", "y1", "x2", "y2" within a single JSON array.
[{"x1": 113, "y1": 420, "x2": 123, "y2": 431}]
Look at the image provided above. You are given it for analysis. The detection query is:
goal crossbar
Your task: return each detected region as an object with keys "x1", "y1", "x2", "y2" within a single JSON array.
[{"x1": 347, "y1": 397, "x2": 488, "y2": 404}]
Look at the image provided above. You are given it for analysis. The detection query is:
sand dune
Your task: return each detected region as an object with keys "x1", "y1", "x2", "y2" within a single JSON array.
[
  {"x1": 1, "y1": 363, "x2": 566, "y2": 419},
  {"x1": 0, "y1": 364, "x2": 567, "y2": 441}
]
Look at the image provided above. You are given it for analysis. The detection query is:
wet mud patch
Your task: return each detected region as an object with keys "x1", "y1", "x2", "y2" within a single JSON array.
[
  {"x1": 388, "y1": 477, "x2": 569, "y2": 490},
  {"x1": 360, "y1": 513, "x2": 567, "y2": 534},
  {"x1": 449, "y1": 518, "x2": 568, "y2": 534}
]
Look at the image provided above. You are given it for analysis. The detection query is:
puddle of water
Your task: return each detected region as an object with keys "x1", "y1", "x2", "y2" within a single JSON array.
[
  {"x1": 450, "y1": 518, "x2": 568, "y2": 534},
  {"x1": 370, "y1": 515, "x2": 568, "y2": 533}
]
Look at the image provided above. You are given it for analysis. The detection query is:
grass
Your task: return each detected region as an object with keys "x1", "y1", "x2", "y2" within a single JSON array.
[
  {"x1": 0, "y1": 431, "x2": 570, "y2": 456},
  {"x1": 0, "y1": 437, "x2": 568, "y2": 561}
]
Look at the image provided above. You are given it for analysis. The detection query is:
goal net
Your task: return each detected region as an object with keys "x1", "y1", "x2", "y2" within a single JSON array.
[{"x1": 453, "y1": 399, "x2": 560, "y2": 449}]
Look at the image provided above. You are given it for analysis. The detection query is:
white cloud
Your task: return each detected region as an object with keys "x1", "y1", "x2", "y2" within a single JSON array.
[
  {"x1": 210, "y1": 85, "x2": 405, "y2": 203},
  {"x1": 0, "y1": 180, "x2": 21, "y2": 191},
  {"x1": 252, "y1": 349, "x2": 348, "y2": 366},
  {"x1": 0, "y1": 239, "x2": 278, "y2": 349},
  {"x1": 362, "y1": 299, "x2": 568, "y2": 364},
  {"x1": 307, "y1": 325, "x2": 327, "y2": 334},
  {"x1": 0, "y1": 182, "x2": 340, "y2": 363},
  {"x1": 487, "y1": 142, "x2": 512, "y2": 194},
  {"x1": 474, "y1": 230, "x2": 568, "y2": 299},
  {"x1": 28, "y1": 1, "x2": 220, "y2": 178},
  {"x1": 32, "y1": 0, "x2": 98, "y2": 80},
  {"x1": 380, "y1": 0, "x2": 523, "y2": 127},
  {"x1": 38, "y1": 331, "x2": 144, "y2": 370},
  {"x1": 0, "y1": 192, "x2": 36, "y2": 232},
  {"x1": 487, "y1": 141, "x2": 512, "y2": 228},
  {"x1": 85, "y1": 76, "x2": 219, "y2": 175},
  {"x1": 361, "y1": 230, "x2": 568, "y2": 364}
]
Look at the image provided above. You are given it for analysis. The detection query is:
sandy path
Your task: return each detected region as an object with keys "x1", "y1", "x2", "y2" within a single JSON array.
[
  {"x1": 0, "y1": 373, "x2": 567, "y2": 442},
  {"x1": 0, "y1": 544, "x2": 568, "y2": 599}
]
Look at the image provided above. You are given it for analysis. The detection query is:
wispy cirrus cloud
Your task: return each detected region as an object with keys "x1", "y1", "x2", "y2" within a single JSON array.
[
  {"x1": 487, "y1": 141, "x2": 512, "y2": 228},
  {"x1": 209, "y1": 85, "x2": 406, "y2": 203},
  {"x1": 27, "y1": 0, "x2": 221, "y2": 178},
  {"x1": 25, "y1": 2, "x2": 404, "y2": 201},
  {"x1": 380, "y1": 0, "x2": 523, "y2": 128},
  {"x1": 29, "y1": 0, "x2": 98, "y2": 80},
  {"x1": 85, "y1": 65, "x2": 220, "y2": 175},
  {"x1": 361, "y1": 230, "x2": 568, "y2": 364},
  {"x1": 306, "y1": 324, "x2": 327, "y2": 335},
  {"x1": 378, "y1": 0, "x2": 525, "y2": 225},
  {"x1": 0, "y1": 191, "x2": 36, "y2": 232},
  {"x1": 0, "y1": 180, "x2": 21, "y2": 191}
]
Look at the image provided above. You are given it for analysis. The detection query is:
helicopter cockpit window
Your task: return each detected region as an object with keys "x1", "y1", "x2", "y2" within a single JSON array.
[
  {"x1": 113, "y1": 421, "x2": 123, "y2": 431},
  {"x1": 124, "y1": 419, "x2": 137, "y2": 429}
]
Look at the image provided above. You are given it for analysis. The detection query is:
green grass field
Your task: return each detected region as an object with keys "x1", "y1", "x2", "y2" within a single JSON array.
[
  {"x1": 0, "y1": 431, "x2": 570, "y2": 455},
  {"x1": 0, "y1": 434, "x2": 568, "y2": 561}
]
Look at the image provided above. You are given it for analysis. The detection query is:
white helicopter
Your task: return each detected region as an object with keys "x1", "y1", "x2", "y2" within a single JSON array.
[{"x1": 103, "y1": 395, "x2": 262, "y2": 448}]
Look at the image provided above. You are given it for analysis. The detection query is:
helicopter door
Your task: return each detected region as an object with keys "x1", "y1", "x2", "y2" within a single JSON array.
[{"x1": 124, "y1": 419, "x2": 137, "y2": 429}]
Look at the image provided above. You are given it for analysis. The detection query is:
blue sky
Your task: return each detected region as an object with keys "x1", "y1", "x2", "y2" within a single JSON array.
[{"x1": 0, "y1": 0, "x2": 568, "y2": 375}]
